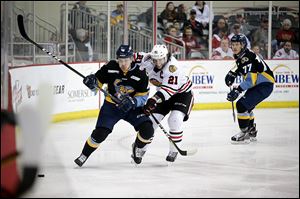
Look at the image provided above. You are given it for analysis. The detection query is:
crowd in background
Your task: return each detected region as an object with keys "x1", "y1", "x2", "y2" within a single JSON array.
[
  {"x1": 69, "y1": 1, "x2": 299, "y2": 61},
  {"x1": 155, "y1": 1, "x2": 299, "y2": 60}
]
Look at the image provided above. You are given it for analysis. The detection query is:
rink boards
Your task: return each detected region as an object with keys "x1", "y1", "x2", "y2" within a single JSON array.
[{"x1": 9, "y1": 60, "x2": 299, "y2": 122}]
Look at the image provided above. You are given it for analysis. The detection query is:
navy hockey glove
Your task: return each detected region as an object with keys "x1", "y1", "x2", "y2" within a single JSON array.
[
  {"x1": 143, "y1": 98, "x2": 157, "y2": 115},
  {"x1": 83, "y1": 74, "x2": 98, "y2": 91},
  {"x1": 227, "y1": 88, "x2": 241, "y2": 102},
  {"x1": 225, "y1": 71, "x2": 237, "y2": 87},
  {"x1": 117, "y1": 96, "x2": 137, "y2": 113}
]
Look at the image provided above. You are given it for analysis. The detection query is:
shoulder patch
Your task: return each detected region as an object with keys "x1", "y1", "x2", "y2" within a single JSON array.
[
  {"x1": 169, "y1": 65, "x2": 177, "y2": 73},
  {"x1": 241, "y1": 57, "x2": 249, "y2": 64}
]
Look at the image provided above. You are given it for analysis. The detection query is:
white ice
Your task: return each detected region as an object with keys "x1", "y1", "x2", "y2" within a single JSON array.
[{"x1": 23, "y1": 108, "x2": 299, "y2": 198}]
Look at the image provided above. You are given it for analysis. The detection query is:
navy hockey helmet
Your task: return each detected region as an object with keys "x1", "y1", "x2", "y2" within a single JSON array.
[
  {"x1": 116, "y1": 44, "x2": 134, "y2": 59},
  {"x1": 231, "y1": 34, "x2": 247, "y2": 49}
]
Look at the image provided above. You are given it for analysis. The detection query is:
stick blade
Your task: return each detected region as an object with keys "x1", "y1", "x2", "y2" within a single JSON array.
[
  {"x1": 187, "y1": 148, "x2": 198, "y2": 156},
  {"x1": 17, "y1": 14, "x2": 29, "y2": 40}
]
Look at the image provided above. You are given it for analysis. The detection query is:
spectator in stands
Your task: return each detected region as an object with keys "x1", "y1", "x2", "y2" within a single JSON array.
[
  {"x1": 212, "y1": 27, "x2": 228, "y2": 49},
  {"x1": 228, "y1": 24, "x2": 251, "y2": 49},
  {"x1": 213, "y1": 17, "x2": 228, "y2": 35},
  {"x1": 192, "y1": 1, "x2": 210, "y2": 35},
  {"x1": 273, "y1": 41, "x2": 299, "y2": 59},
  {"x1": 173, "y1": 20, "x2": 183, "y2": 37},
  {"x1": 164, "y1": 25, "x2": 183, "y2": 55},
  {"x1": 138, "y1": 7, "x2": 153, "y2": 28},
  {"x1": 251, "y1": 44, "x2": 264, "y2": 58},
  {"x1": 111, "y1": 4, "x2": 124, "y2": 26},
  {"x1": 181, "y1": 9, "x2": 203, "y2": 39},
  {"x1": 182, "y1": 26, "x2": 201, "y2": 59},
  {"x1": 160, "y1": 2, "x2": 178, "y2": 27},
  {"x1": 212, "y1": 38, "x2": 234, "y2": 60},
  {"x1": 176, "y1": 4, "x2": 187, "y2": 23},
  {"x1": 73, "y1": 28, "x2": 93, "y2": 62},
  {"x1": 251, "y1": 17, "x2": 269, "y2": 56},
  {"x1": 230, "y1": 14, "x2": 253, "y2": 38},
  {"x1": 275, "y1": 18, "x2": 297, "y2": 47}
]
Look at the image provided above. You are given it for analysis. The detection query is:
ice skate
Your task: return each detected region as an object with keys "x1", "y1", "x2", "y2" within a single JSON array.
[
  {"x1": 166, "y1": 151, "x2": 178, "y2": 162},
  {"x1": 248, "y1": 123, "x2": 258, "y2": 142},
  {"x1": 231, "y1": 131, "x2": 250, "y2": 144},
  {"x1": 74, "y1": 154, "x2": 87, "y2": 167},
  {"x1": 131, "y1": 143, "x2": 146, "y2": 165}
]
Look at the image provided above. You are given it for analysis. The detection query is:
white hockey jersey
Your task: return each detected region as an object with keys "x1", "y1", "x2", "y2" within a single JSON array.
[{"x1": 139, "y1": 53, "x2": 192, "y2": 101}]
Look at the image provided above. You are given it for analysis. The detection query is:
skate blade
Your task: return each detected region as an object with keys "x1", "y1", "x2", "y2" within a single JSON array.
[
  {"x1": 166, "y1": 161, "x2": 176, "y2": 166},
  {"x1": 231, "y1": 139, "x2": 250, "y2": 144},
  {"x1": 250, "y1": 137, "x2": 257, "y2": 142},
  {"x1": 130, "y1": 159, "x2": 141, "y2": 167}
]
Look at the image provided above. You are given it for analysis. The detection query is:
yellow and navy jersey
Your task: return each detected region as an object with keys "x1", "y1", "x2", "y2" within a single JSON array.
[
  {"x1": 95, "y1": 60, "x2": 149, "y2": 106},
  {"x1": 234, "y1": 49, "x2": 275, "y2": 91}
]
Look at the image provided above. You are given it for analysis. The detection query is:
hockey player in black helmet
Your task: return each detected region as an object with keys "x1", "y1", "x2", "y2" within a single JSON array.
[
  {"x1": 225, "y1": 34, "x2": 275, "y2": 144},
  {"x1": 74, "y1": 44, "x2": 154, "y2": 166}
]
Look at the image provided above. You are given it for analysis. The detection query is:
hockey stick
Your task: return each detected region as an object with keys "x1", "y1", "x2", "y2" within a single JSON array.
[
  {"x1": 150, "y1": 113, "x2": 197, "y2": 156},
  {"x1": 17, "y1": 15, "x2": 121, "y2": 103},
  {"x1": 18, "y1": 14, "x2": 195, "y2": 156},
  {"x1": 229, "y1": 86, "x2": 236, "y2": 123}
]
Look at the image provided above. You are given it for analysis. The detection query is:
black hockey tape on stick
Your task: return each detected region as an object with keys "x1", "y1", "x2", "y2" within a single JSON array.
[
  {"x1": 150, "y1": 113, "x2": 197, "y2": 156},
  {"x1": 17, "y1": 15, "x2": 121, "y2": 104},
  {"x1": 229, "y1": 86, "x2": 236, "y2": 123}
]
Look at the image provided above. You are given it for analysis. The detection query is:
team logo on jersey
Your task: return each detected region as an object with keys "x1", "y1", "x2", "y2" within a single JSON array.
[
  {"x1": 114, "y1": 79, "x2": 134, "y2": 96},
  {"x1": 241, "y1": 57, "x2": 249, "y2": 64},
  {"x1": 169, "y1": 65, "x2": 177, "y2": 73}
]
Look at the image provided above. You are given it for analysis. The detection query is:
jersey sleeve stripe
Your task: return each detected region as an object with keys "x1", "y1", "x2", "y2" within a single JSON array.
[
  {"x1": 160, "y1": 85, "x2": 178, "y2": 92},
  {"x1": 98, "y1": 81, "x2": 103, "y2": 89},
  {"x1": 178, "y1": 80, "x2": 192, "y2": 93},
  {"x1": 160, "y1": 86, "x2": 176, "y2": 95}
]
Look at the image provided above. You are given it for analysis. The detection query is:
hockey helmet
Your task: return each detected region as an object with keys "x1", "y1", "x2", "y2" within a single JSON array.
[
  {"x1": 231, "y1": 34, "x2": 247, "y2": 49},
  {"x1": 150, "y1": 44, "x2": 168, "y2": 60},
  {"x1": 116, "y1": 44, "x2": 134, "y2": 59}
]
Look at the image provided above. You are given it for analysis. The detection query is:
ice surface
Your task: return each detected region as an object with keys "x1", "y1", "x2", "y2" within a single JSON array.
[{"x1": 23, "y1": 108, "x2": 299, "y2": 198}]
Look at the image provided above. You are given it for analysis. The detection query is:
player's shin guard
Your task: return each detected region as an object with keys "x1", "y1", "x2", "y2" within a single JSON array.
[
  {"x1": 166, "y1": 131, "x2": 182, "y2": 162},
  {"x1": 248, "y1": 111, "x2": 257, "y2": 141},
  {"x1": 167, "y1": 111, "x2": 185, "y2": 162},
  {"x1": 74, "y1": 137, "x2": 100, "y2": 167},
  {"x1": 131, "y1": 122, "x2": 154, "y2": 164},
  {"x1": 75, "y1": 128, "x2": 111, "y2": 167}
]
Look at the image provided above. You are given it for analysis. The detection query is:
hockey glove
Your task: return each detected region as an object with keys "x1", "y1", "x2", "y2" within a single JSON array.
[
  {"x1": 225, "y1": 71, "x2": 237, "y2": 87},
  {"x1": 143, "y1": 98, "x2": 157, "y2": 115},
  {"x1": 117, "y1": 96, "x2": 137, "y2": 113},
  {"x1": 83, "y1": 74, "x2": 98, "y2": 91},
  {"x1": 227, "y1": 87, "x2": 241, "y2": 102}
]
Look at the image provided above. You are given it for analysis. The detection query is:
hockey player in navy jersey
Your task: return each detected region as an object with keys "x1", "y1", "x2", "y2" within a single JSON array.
[
  {"x1": 225, "y1": 34, "x2": 274, "y2": 144},
  {"x1": 74, "y1": 45, "x2": 154, "y2": 166},
  {"x1": 140, "y1": 45, "x2": 194, "y2": 162}
]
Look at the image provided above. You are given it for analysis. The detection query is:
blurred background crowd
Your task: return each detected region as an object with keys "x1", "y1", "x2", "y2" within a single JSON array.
[{"x1": 2, "y1": 1, "x2": 299, "y2": 66}]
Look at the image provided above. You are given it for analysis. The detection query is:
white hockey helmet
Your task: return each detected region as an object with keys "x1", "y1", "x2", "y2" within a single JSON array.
[{"x1": 150, "y1": 44, "x2": 168, "y2": 60}]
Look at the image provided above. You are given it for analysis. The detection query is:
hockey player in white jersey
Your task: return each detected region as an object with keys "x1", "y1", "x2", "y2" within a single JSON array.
[{"x1": 140, "y1": 44, "x2": 194, "y2": 162}]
